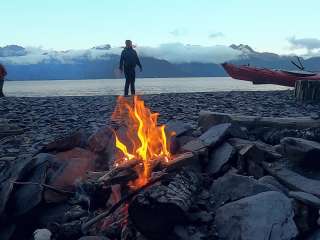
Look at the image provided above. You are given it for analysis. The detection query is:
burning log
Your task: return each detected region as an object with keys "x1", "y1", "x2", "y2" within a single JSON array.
[{"x1": 128, "y1": 168, "x2": 201, "y2": 239}]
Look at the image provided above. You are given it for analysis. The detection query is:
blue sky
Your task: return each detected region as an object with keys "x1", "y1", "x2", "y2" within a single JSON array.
[{"x1": 1, "y1": 0, "x2": 319, "y2": 54}]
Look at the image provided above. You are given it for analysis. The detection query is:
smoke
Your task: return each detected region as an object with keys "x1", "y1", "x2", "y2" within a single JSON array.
[{"x1": 0, "y1": 43, "x2": 242, "y2": 65}]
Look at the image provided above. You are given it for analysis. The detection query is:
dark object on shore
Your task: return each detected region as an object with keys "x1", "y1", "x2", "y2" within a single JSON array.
[
  {"x1": 222, "y1": 62, "x2": 320, "y2": 87},
  {"x1": 295, "y1": 80, "x2": 320, "y2": 102},
  {"x1": 0, "y1": 63, "x2": 7, "y2": 97}
]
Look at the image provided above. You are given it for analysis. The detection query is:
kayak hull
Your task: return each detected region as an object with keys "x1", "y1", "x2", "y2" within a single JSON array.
[{"x1": 222, "y1": 63, "x2": 320, "y2": 87}]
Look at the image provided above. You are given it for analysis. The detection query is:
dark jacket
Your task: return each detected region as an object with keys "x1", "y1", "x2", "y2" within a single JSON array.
[
  {"x1": 119, "y1": 47, "x2": 142, "y2": 70},
  {"x1": 0, "y1": 64, "x2": 7, "y2": 78}
]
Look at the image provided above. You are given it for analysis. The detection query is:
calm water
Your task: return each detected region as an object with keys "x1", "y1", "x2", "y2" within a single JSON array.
[{"x1": 4, "y1": 77, "x2": 291, "y2": 97}]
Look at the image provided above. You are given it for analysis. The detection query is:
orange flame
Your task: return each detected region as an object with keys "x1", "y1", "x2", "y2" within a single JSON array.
[{"x1": 112, "y1": 96, "x2": 173, "y2": 187}]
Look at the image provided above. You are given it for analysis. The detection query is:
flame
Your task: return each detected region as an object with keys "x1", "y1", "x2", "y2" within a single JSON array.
[{"x1": 112, "y1": 96, "x2": 173, "y2": 187}]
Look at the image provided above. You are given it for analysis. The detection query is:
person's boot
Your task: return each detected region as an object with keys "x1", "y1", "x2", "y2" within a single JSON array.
[{"x1": 0, "y1": 92, "x2": 4, "y2": 98}]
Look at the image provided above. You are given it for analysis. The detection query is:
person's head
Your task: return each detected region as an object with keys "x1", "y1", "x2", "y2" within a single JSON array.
[{"x1": 125, "y1": 40, "x2": 132, "y2": 48}]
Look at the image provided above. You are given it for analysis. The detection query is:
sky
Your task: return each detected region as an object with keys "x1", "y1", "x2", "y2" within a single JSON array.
[{"x1": 1, "y1": 0, "x2": 320, "y2": 55}]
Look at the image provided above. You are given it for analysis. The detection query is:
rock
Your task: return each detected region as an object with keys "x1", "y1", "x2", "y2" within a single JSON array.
[
  {"x1": 87, "y1": 126, "x2": 113, "y2": 153},
  {"x1": 9, "y1": 159, "x2": 49, "y2": 217},
  {"x1": 215, "y1": 191, "x2": 298, "y2": 240},
  {"x1": 165, "y1": 120, "x2": 192, "y2": 137},
  {"x1": 33, "y1": 229, "x2": 52, "y2": 240},
  {"x1": 209, "y1": 174, "x2": 274, "y2": 210},
  {"x1": 289, "y1": 191, "x2": 320, "y2": 208},
  {"x1": 306, "y1": 229, "x2": 320, "y2": 240},
  {"x1": 44, "y1": 148, "x2": 97, "y2": 203},
  {"x1": 0, "y1": 224, "x2": 15, "y2": 240},
  {"x1": 199, "y1": 123, "x2": 245, "y2": 148},
  {"x1": 198, "y1": 111, "x2": 232, "y2": 131},
  {"x1": 78, "y1": 237, "x2": 110, "y2": 240},
  {"x1": 207, "y1": 142, "x2": 235, "y2": 176},
  {"x1": 262, "y1": 162, "x2": 320, "y2": 198},
  {"x1": 259, "y1": 175, "x2": 289, "y2": 194},
  {"x1": 40, "y1": 129, "x2": 89, "y2": 153},
  {"x1": 281, "y1": 137, "x2": 320, "y2": 165},
  {"x1": 181, "y1": 139, "x2": 206, "y2": 153}
]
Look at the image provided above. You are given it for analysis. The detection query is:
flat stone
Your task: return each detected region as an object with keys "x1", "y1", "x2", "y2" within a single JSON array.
[
  {"x1": 262, "y1": 162, "x2": 320, "y2": 198},
  {"x1": 281, "y1": 137, "x2": 320, "y2": 163},
  {"x1": 78, "y1": 236, "x2": 110, "y2": 240},
  {"x1": 207, "y1": 142, "x2": 235, "y2": 175},
  {"x1": 259, "y1": 175, "x2": 289, "y2": 194},
  {"x1": 289, "y1": 191, "x2": 320, "y2": 208},
  {"x1": 306, "y1": 229, "x2": 320, "y2": 240},
  {"x1": 165, "y1": 120, "x2": 192, "y2": 137},
  {"x1": 87, "y1": 126, "x2": 113, "y2": 153},
  {"x1": 181, "y1": 139, "x2": 206, "y2": 153},
  {"x1": 215, "y1": 191, "x2": 298, "y2": 240},
  {"x1": 210, "y1": 174, "x2": 274, "y2": 210},
  {"x1": 199, "y1": 123, "x2": 232, "y2": 147}
]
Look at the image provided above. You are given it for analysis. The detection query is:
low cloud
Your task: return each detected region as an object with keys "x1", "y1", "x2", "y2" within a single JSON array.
[
  {"x1": 0, "y1": 43, "x2": 242, "y2": 65},
  {"x1": 208, "y1": 32, "x2": 224, "y2": 38},
  {"x1": 137, "y1": 43, "x2": 241, "y2": 64},
  {"x1": 288, "y1": 36, "x2": 320, "y2": 50}
]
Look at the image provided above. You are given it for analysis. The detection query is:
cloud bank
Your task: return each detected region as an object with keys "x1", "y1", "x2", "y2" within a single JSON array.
[
  {"x1": 288, "y1": 36, "x2": 320, "y2": 50},
  {"x1": 0, "y1": 43, "x2": 242, "y2": 65}
]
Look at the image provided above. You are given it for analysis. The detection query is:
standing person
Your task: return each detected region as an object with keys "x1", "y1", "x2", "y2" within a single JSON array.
[
  {"x1": 0, "y1": 63, "x2": 7, "y2": 97},
  {"x1": 119, "y1": 40, "x2": 142, "y2": 96}
]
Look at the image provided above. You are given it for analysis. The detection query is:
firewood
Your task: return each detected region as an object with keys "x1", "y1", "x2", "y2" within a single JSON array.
[
  {"x1": 81, "y1": 172, "x2": 168, "y2": 234},
  {"x1": 128, "y1": 168, "x2": 201, "y2": 239}
]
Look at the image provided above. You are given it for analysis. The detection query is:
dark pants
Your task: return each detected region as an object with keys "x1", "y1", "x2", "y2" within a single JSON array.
[
  {"x1": 124, "y1": 68, "x2": 135, "y2": 96},
  {"x1": 0, "y1": 77, "x2": 4, "y2": 97}
]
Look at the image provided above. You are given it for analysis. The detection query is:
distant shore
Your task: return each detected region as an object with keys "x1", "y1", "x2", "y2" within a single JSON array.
[{"x1": 1, "y1": 90, "x2": 319, "y2": 161}]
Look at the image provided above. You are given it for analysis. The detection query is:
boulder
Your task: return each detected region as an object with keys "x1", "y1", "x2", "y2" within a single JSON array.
[
  {"x1": 165, "y1": 120, "x2": 192, "y2": 137},
  {"x1": 209, "y1": 174, "x2": 274, "y2": 210},
  {"x1": 88, "y1": 126, "x2": 113, "y2": 153},
  {"x1": 215, "y1": 191, "x2": 298, "y2": 240},
  {"x1": 281, "y1": 137, "x2": 320, "y2": 165},
  {"x1": 306, "y1": 229, "x2": 320, "y2": 240},
  {"x1": 44, "y1": 148, "x2": 97, "y2": 203},
  {"x1": 40, "y1": 129, "x2": 88, "y2": 153},
  {"x1": 207, "y1": 142, "x2": 235, "y2": 176}
]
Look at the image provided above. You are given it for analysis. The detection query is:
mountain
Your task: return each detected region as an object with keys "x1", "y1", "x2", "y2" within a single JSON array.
[{"x1": 1, "y1": 44, "x2": 320, "y2": 80}]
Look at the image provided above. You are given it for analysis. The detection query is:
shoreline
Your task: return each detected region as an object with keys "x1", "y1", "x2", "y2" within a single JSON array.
[{"x1": 1, "y1": 90, "x2": 319, "y2": 160}]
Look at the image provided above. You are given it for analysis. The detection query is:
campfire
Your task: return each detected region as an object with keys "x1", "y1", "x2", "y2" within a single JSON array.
[
  {"x1": 111, "y1": 96, "x2": 175, "y2": 187},
  {"x1": 4, "y1": 97, "x2": 320, "y2": 240}
]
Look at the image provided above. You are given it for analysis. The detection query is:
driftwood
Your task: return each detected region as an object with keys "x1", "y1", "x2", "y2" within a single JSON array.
[
  {"x1": 295, "y1": 80, "x2": 320, "y2": 102},
  {"x1": 128, "y1": 168, "x2": 201, "y2": 239},
  {"x1": 199, "y1": 111, "x2": 320, "y2": 130}
]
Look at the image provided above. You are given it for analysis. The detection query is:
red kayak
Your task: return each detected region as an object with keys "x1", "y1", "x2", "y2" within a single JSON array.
[{"x1": 222, "y1": 63, "x2": 320, "y2": 87}]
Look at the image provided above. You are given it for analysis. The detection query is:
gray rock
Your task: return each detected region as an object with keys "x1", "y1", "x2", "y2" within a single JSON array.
[
  {"x1": 306, "y1": 229, "x2": 320, "y2": 240},
  {"x1": 262, "y1": 162, "x2": 320, "y2": 197},
  {"x1": 215, "y1": 191, "x2": 298, "y2": 240},
  {"x1": 165, "y1": 120, "x2": 192, "y2": 137},
  {"x1": 259, "y1": 175, "x2": 289, "y2": 194},
  {"x1": 207, "y1": 142, "x2": 235, "y2": 175},
  {"x1": 281, "y1": 137, "x2": 320, "y2": 163},
  {"x1": 210, "y1": 174, "x2": 274, "y2": 210},
  {"x1": 78, "y1": 237, "x2": 110, "y2": 240},
  {"x1": 181, "y1": 139, "x2": 206, "y2": 153},
  {"x1": 289, "y1": 191, "x2": 320, "y2": 208}
]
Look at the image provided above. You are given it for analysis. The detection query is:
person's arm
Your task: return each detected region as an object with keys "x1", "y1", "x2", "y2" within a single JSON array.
[
  {"x1": 119, "y1": 51, "x2": 124, "y2": 71},
  {"x1": 135, "y1": 51, "x2": 142, "y2": 71}
]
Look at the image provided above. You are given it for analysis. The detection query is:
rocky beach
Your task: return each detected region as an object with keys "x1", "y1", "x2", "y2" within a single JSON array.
[
  {"x1": 1, "y1": 90, "x2": 320, "y2": 159},
  {"x1": 2, "y1": 90, "x2": 320, "y2": 240}
]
